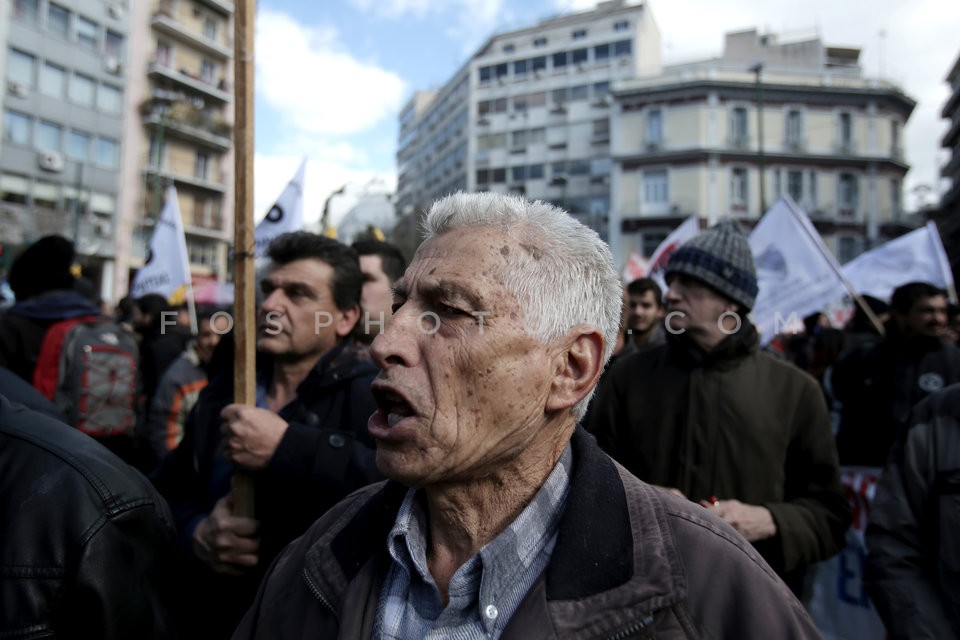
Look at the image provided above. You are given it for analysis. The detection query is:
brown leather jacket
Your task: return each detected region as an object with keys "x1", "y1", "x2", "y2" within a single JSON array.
[{"x1": 233, "y1": 429, "x2": 823, "y2": 639}]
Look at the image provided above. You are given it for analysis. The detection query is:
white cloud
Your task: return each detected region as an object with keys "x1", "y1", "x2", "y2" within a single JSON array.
[
  {"x1": 254, "y1": 153, "x2": 396, "y2": 228},
  {"x1": 255, "y1": 9, "x2": 407, "y2": 136}
]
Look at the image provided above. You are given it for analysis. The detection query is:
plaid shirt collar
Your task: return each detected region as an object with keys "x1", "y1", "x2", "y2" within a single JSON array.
[{"x1": 379, "y1": 443, "x2": 573, "y2": 638}]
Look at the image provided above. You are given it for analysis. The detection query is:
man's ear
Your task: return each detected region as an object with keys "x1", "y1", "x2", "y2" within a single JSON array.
[
  {"x1": 335, "y1": 304, "x2": 361, "y2": 338},
  {"x1": 545, "y1": 326, "x2": 605, "y2": 413}
]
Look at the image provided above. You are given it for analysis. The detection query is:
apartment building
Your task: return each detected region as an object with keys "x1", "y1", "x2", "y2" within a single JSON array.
[
  {"x1": 934, "y1": 50, "x2": 960, "y2": 281},
  {"x1": 1, "y1": 0, "x2": 130, "y2": 300},
  {"x1": 396, "y1": 0, "x2": 660, "y2": 237},
  {"x1": 115, "y1": 0, "x2": 234, "y2": 300},
  {"x1": 610, "y1": 29, "x2": 916, "y2": 267}
]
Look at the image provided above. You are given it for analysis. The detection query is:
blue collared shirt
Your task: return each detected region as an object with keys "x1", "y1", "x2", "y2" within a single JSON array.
[{"x1": 374, "y1": 444, "x2": 573, "y2": 639}]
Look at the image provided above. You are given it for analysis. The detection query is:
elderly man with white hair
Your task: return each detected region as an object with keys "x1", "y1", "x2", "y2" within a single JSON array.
[{"x1": 233, "y1": 193, "x2": 822, "y2": 639}]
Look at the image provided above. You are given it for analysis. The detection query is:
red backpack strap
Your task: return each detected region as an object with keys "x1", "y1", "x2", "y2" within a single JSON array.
[{"x1": 32, "y1": 315, "x2": 99, "y2": 399}]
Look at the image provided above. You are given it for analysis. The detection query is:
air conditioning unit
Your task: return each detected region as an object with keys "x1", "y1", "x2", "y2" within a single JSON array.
[
  {"x1": 107, "y1": 3, "x2": 123, "y2": 19},
  {"x1": 38, "y1": 151, "x2": 65, "y2": 173},
  {"x1": 7, "y1": 81, "x2": 28, "y2": 97},
  {"x1": 104, "y1": 57, "x2": 122, "y2": 74},
  {"x1": 94, "y1": 220, "x2": 112, "y2": 237}
]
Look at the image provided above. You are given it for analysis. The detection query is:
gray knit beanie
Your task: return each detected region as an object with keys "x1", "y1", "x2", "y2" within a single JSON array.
[{"x1": 664, "y1": 220, "x2": 758, "y2": 310}]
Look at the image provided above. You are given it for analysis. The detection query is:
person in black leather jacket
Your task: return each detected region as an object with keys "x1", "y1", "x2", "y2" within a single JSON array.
[
  {"x1": 151, "y1": 232, "x2": 380, "y2": 639},
  {"x1": 0, "y1": 394, "x2": 178, "y2": 638}
]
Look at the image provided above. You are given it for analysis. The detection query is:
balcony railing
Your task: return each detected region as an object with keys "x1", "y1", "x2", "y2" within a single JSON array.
[
  {"x1": 148, "y1": 63, "x2": 232, "y2": 103},
  {"x1": 141, "y1": 101, "x2": 232, "y2": 150},
  {"x1": 151, "y1": 13, "x2": 232, "y2": 59},
  {"x1": 143, "y1": 166, "x2": 226, "y2": 193}
]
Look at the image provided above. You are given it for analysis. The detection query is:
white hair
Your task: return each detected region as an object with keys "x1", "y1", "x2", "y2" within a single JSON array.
[{"x1": 422, "y1": 192, "x2": 622, "y2": 419}]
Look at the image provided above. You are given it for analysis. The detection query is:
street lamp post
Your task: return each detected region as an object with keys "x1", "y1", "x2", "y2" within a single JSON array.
[{"x1": 750, "y1": 62, "x2": 766, "y2": 216}]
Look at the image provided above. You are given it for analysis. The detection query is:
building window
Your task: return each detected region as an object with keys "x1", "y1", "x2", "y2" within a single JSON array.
[
  {"x1": 531, "y1": 56, "x2": 547, "y2": 72},
  {"x1": 891, "y1": 120, "x2": 901, "y2": 156},
  {"x1": 13, "y1": 0, "x2": 39, "y2": 23},
  {"x1": 479, "y1": 66, "x2": 492, "y2": 83},
  {"x1": 513, "y1": 59, "x2": 528, "y2": 76},
  {"x1": 533, "y1": 37, "x2": 547, "y2": 47},
  {"x1": 63, "y1": 186, "x2": 87, "y2": 215},
  {"x1": 730, "y1": 107, "x2": 748, "y2": 147},
  {"x1": 647, "y1": 108, "x2": 663, "y2": 146},
  {"x1": 571, "y1": 48, "x2": 588, "y2": 65},
  {"x1": 572, "y1": 29, "x2": 587, "y2": 40},
  {"x1": 837, "y1": 236, "x2": 860, "y2": 263},
  {"x1": 839, "y1": 112, "x2": 852, "y2": 150},
  {"x1": 33, "y1": 181, "x2": 60, "y2": 209},
  {"x1": 35, "y1": 120, "x2": 62, "y2": 151},
  {"x1": 156, "y1": 40, "x2": 172, "y2": 66},
  {"x1": 66, "y1": 130, "x2": 90, "y2": 161},
  {"x1": 593, "y1": 81, "x2": 610, "y2": 97},
  {"x1": 643, "y1": 170, "x2": 668, "y2": 204},
  {"x1": 552, "y1": 51, "x2": 568, "y2": 69},
  {"x1": 203, "y1": 17, "x2": 218, "y2": 40},
  {"x1": 47, "y1": 3, "x2": 70, "y2": 37},
  {"x1": 0, "y1": 173, "x2": 29, "y2": 204},
  {"x1": 3, "y1": 110, "x2": 31, "y2": 145},
  {"x1": 731, "y1": 168, "x2": 748, "y2": 207},
  {"x1": 511, "y1": 166, "x2": 526, "y2": 182},
  {"x1": 476, "y1": 169, "x2": 490, "y2": 186},
  {"x1": 591, "y1": 157, "x2": 611, "y2": 176},
  {"x1": 491, "y1": 168, "x2": 506, "y2": 183},
  {"x1": 593, "y1": 118, "x2": 610, "y2": 138},
  {"x1": 890, "y1": 178, "x2": 902, "y2": 220},
  {"x1": 200, "y1": 59, "x2": 216, "y2": 84},
  {"x1": 95, "y1": 137, "x2": 118, "y2": 168},
  {"x1": 97, "y1": 84, "x2": 122, "y2": 114},
  {"x1": 39, "y1": 62, "x2": 66, "y2": 97},
  {"x1": 69, "y1": 73, "x2": 96, "y2": 106},
  {"x1": 614, "y1": 20, "x2": 630, "y2": 31},
  {"x1": 195, "y1": 152, "x2": 210, "y2": 179},
  {"x1": 105, "y1": 30, "x2": 124, "y2": 58},
  {"x1": 149, "y1": 134, "x2": 166, "y2": 168},
  {"x1": 528, "y1": 164, "x2": 545, "y2": 179},
  {"x1": 785, "y1": 109, "x2": 802, "y2": 148},
  {"x1": 613, "y1": 40, "x2": 632, "y2": 56},
  {"x1": 569, "y1": 84, "x2": 588, "y2": 101},
  {"x1": 787, "y1": 170, "x2": 803, "y2": 203},
  {"x1": 594, "y1": 43, "x2": 610, "y2": 62},
  {"x1": 838, "y1": 173, "x2": 859, "y2": 213},
  {"x1": 7, "y1": 49, "x2": 36, "y2": 87},
  {"x1": 75, "y1": 16, "x2": 99, "y2": 50},
  {"x1": 808, "y1": 170, "x2": 818, "y2": 208}
]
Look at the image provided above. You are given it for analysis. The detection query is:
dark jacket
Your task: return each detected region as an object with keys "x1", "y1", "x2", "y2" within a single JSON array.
[
  {"x1": 864, "y1": 384, "x2": 960, "y2": 639},
  {"x1": 152, "y1": 339, "x2": 380, "y2": 639},
  {"x1": 587, "y1": 323, "x2": 850, "y2": 592},
  {"x1": 832, "y1": 328, "x2": 960, "y2": 466},
  {"x1": 233, "y1": 428, "x2": 823, "y2": 639},
  {"x1": 0, "y1": 394, "x2": 178, "y2": 639},
  {"x1": 138, "y1": 323, "x2": 192, "y2": 409},
  {"x1": 0, "y1": 289, "x2": 100, "y2": 381}
]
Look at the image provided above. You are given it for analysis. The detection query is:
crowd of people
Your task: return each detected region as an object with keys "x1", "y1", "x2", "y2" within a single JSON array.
[{"x1": 1, "y1": 192, "x2": 958, "y2": 639}]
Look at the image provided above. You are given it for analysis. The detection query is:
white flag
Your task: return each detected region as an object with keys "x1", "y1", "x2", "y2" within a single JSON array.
[
  {"x1": 749, "y1": 197, "x2": 851, "y2": 343},
  {"x1": 255, "y1": 158, "x2": 306, "y2": 257},
  {"x1": 645, "y1": 215, "x2": 699, "y2": 291},
  {"x1": 842, "y1": 221, "x2": 956, "y2": 302},
  {"x1": 130, "y1": 186, "x2": 192, "y2": 301}
]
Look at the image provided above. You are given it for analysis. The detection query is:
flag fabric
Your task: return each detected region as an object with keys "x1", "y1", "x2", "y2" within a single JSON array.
[
  {"x1": 645, "y1": 215, "x2": 699, "y2": 291},
  {"x1": 621, "y1": 251, "x2": 648, "y2": 283},
  {"x1": 131, "y1": 186, "x2": 192, "y2": 301},
  {"x1": 254, "y1": 158, "x2": 306, "y2": 257},
  {"x1": 748, "y1": 197, "x2": 851, "y2": 343},
  {"x1": 842, "y1": 221, "x2": 956, "y2": 303}
]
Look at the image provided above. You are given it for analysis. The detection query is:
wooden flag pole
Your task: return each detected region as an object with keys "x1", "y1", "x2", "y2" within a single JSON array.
[{"x1": 231, "y1": 0, "x2": 256, "y2": 518}]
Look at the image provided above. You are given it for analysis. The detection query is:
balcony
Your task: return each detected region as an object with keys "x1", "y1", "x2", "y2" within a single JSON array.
[
  {"x1": 148, "y1": 62, "x2": 232, "y2": 103},
  {"x1": 143, "y1": 166, "x2": 226, "y2": 194},
  {"x1": 151, "y1": 13, "x2": 232, "y2": 59},
  {"x1": 195, "y1": 0, "x2": 234, "y2": 15},
  {"x1": 142, "y1": 102, "x2": 232, "y2": 151},
  {"x1": 943, "y1": 115, "x2": 960, "y2": 149}
]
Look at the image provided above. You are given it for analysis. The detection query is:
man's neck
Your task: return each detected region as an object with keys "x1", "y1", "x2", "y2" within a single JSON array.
[
  {"x1": 266, "y1": 355, "x2": 322, "y2": 412},
  {"x1": 422, "y1": 423, "x2": 573, "y2": 604}
]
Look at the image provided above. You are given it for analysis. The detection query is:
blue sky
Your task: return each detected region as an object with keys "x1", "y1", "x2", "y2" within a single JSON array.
[{"x1": 251, "y1": 0, "x2": 960, "y2": 225}]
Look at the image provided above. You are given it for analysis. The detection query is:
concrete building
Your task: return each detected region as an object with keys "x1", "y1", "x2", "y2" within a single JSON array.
[
  {"x1": 610, "y1": 29, "x2": 916, "y2": 268},
  {"x1": 116, "y1": 0, "x2": 234, "y2": 300},
  {"x1": 1, "y1": 0, "x2": 131, "y2": 300},
  {"x1": 396, "y1": 0, "x2": 661, "y2": 238},
  {"x1": 934, "y1": 50, "x2": 960, "y2": 281}
]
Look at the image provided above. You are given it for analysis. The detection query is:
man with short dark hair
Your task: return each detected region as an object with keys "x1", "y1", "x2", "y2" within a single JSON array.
[
  {"x1": 832, "y1": 281, "x2": 960, "y2": 466},
  {"x1": 153, "y1": 232, "x2": 379, "y2": 639},
  {"x1": 235, "y1": 194, "x2": 824, "y2": 639},
  {"x1": 351, "y1": 239, "x2": 407, "y2": 342},
  {"x1": 589, "y1": 220, "x2": 850, "y2": 595},
  {"x1": 624, "y1": 277, "x2": 665, "y2": 351}
]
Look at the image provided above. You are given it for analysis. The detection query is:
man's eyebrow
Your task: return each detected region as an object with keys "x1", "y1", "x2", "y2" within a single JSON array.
[{"x1": 431, "y1": 279, "x2": 485, "y2": 309}]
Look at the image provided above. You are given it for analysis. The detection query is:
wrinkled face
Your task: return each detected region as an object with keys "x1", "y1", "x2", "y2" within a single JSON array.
[
  {"x1": 897, "y1": 294, "x2": 948, "y2": 338},
  {"x1": 664, "y1": 274, "x2": 738, "y2": 340},
  {"x1": 626, "y1": 289, "x2": 663, "y2": 334},
  {"x1": 257, "y1": 258, "x2": 357, "y2": 361},
  {"x1": 368, "y1": 227, "x2": 559, "y2": 487},
  {"x1": 359, "y1": 254, "x2": 395, "y2": 333}
]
